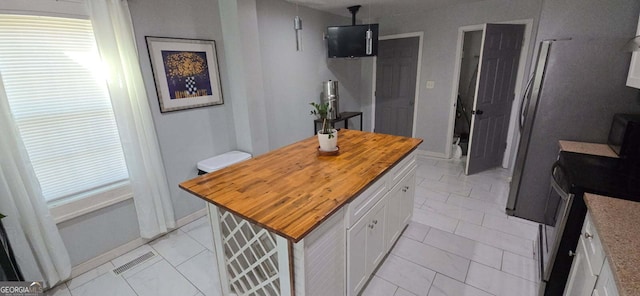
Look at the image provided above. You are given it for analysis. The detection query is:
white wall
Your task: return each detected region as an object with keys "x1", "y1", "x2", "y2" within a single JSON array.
[
  {"x1": 129, "y1": 0, "x2": 236, "y2": 220},
  {"x1": 255, "y1": 0, "x2": 363, "y2": 149},
  {"x1": 375, "y1": 0, "x2": 543, "y2": 156}
]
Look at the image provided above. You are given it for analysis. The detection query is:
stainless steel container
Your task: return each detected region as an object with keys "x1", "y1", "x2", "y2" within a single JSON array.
[{"x1": 322, "y1": 80, "x2": 339, "y2": 119}]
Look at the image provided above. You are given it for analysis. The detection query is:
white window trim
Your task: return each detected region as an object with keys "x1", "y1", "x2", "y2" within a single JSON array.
[
  {"x1": 1, "y1": 0, "x2": 88, "y2": 19},
  {"x1": 49, "y1": 182, "x2": 134, "y2": 224}
]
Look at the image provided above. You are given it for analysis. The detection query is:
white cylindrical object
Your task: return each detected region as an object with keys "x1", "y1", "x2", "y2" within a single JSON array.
[{"x1": 366, "y1": 29, "x2": 373, "y2": 55}]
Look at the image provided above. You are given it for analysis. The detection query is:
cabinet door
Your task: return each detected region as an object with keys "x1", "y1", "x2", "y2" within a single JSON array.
[
  {"x1": 564, "y1": 239, "x2": 598, "y2": 296},
  {"x1": 368, "y1": 202, "x2": 387, "y2": 269},
  {"x1": 627, "y1": 14, "x2": 640, "y2": 88},
  {"x1": 592, "y1": 260, "x2": 619, "y2": 296},
  {"x1": 347, "y1": 216, "x2": 369, "y2": 296},
  {"x1": 385, "y1": 184, "x2": 403, "y2": 251},
  {"x1": 400, "y1": 172, "x2": 416, "y2": 226}
]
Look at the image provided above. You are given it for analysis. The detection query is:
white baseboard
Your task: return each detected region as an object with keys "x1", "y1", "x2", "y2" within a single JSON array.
[
  {"x1": 416, "y1": 149, "x2": 447, "y2": 159},
  {"x1": 70, "y1": 207, "x2": 207, "y2": 278},
  {"x1": 175, "y1": 207, "x2": 207, "y2": 228}
]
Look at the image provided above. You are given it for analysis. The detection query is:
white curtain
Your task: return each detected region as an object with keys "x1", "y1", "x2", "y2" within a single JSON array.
[
  {"x1": 0, "y1": 75, "x2": 71, "y2": 287},
  {"x1": 87, "y1": 0, "x2": 176, "y2": 238}
]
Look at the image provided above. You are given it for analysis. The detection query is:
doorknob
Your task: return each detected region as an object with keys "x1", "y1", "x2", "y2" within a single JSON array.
[{"x1": 472, "y1": 109, "x2": 484, "y2": 115}]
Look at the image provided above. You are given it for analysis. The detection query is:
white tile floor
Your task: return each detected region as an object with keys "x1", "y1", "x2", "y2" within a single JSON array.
[{"x1": 46, "y1": 157, "x2": 540, "y2": 296}]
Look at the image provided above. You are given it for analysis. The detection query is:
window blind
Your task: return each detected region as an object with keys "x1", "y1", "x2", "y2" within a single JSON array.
[{"x1": 0, "y1": 14, "x2": 129, "y2": 202}]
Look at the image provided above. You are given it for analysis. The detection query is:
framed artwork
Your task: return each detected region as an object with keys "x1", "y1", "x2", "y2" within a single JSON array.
[{"x1": 145, "y1": 37, "x2": 223, "y2": 112}]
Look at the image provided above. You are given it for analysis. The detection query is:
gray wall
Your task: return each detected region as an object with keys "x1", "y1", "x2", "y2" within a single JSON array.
[
  {"x1": 129, "y1": 0, "x2": 236, "y2": 220},
  {"x1": 219, "y1": 0, "x2": 271, "y2": 156},
  {"x1": 255, "y1": 0, "x2": 363, "y2": 149},
  {"x1": 59, "y1": 200, "x2": 140, "y2": 266},
  {"x1": 375, "y1": 0, "x2": 543, "y2": 155}
]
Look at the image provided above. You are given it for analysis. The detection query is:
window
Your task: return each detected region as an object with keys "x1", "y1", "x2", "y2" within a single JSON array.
[{"x1": 0, "y1": 14, "x2": 129, "y2": 205}]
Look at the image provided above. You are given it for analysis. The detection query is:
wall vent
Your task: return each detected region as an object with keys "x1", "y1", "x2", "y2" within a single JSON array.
[{"x1": 112, "y1": 251, "x2": 156, "y2": 275}]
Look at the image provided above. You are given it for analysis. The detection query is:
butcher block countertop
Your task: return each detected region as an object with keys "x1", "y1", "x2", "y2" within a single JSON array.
[
  {"x1": 584, "y1": 193, "x2": 640, "y2": 296},
  {"x1": 558, "y1": 140, "x2": 618, "y2": 158},
  {"x1": 180, "y1": 129, "x2": 422, "y2": 242}
]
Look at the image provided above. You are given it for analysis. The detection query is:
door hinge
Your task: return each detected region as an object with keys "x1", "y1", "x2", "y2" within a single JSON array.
[{"x1": 503, "y1": 142, "x2": 508, "y2": 150}]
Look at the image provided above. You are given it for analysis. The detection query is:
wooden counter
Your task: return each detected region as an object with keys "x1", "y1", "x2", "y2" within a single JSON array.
[{"x1": 180, "y1": 129, "x2": 422, "y2": 242}]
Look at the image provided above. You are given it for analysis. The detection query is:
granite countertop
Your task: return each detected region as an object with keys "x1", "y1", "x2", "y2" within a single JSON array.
[
  {"x1": 584, "y1": 193, "x2": 640, "y2": 296},
  {"x1": 180, "y1": 129, "x2": 422, "y2": 242},
  {"x1": 558, "y1": 140, "x2": 619, "y2": 158}
]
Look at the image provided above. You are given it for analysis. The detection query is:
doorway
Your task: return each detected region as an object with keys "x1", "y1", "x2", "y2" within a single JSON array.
[
  {"x1": 448, "y1": 20, "x2": 532, "y2": 176},
  {"x1": 373, "y1": 33, "x2": 422, "y2": 137},
  {"x1": 452, "y1": 30, "x2": 483, "y2": 159}
]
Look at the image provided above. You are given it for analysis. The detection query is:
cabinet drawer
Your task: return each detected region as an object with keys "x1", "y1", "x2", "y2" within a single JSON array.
[
  {"x1": 346, "y1": 177, "x2": 387, "y2": 228},
  {"x1": 388, "y1": 151, "x2": 417, "y2": 188},
  {"x1": 582, "y1": 213, "x2": 605, "y2": 276}
]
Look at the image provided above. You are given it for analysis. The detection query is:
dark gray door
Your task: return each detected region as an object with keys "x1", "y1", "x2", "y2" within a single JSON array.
[
  {"x1": 466, "y1": 24, "x2": 525, "y2": 175},
  {"x1": 375, "y1": 37, "x2": 419, "y2": 137}
]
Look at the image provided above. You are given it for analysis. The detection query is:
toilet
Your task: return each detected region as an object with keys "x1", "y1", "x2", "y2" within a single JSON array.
[{"x1": 197, "y1": 150, "x2": 252, "y2": 175}]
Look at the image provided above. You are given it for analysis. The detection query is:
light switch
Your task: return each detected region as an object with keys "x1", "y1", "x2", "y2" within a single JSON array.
[{"x1": 426, "y1": 81, "x2": 435, "y2": 89}]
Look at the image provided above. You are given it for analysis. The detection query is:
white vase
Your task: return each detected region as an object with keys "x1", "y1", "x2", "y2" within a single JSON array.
[{"x1": 317, "y1": 129, "x2": 338, "y2": 151}]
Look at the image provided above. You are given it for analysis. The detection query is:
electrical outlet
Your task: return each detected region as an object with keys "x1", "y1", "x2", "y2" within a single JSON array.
[{"x1": 426, "y1": 81, "x2": 435, "y2": 89}]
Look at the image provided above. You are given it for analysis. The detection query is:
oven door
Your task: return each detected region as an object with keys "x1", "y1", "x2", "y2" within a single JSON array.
[{"x1": 540, "y1": 162, "x2": 574, "y2": 282}]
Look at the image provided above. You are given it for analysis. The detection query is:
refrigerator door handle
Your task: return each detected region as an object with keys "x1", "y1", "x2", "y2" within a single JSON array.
[{"x1": 519, "y1": 75, "x2": 535, "y2": 131}]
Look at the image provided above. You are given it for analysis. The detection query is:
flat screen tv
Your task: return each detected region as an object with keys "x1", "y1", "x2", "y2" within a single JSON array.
[{"x1": 327, "y1": 24, "x2": 379, "y2": 58}]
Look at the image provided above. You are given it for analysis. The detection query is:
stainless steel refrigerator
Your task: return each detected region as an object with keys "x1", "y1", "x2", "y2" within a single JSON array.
[{"x1": 506, "y1": 36, "x2": 640, "y2": 223}]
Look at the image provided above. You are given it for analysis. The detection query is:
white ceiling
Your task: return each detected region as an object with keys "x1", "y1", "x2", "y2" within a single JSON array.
[{"x1": 287, "y1": 0, "x2": 487, "y2": 19}]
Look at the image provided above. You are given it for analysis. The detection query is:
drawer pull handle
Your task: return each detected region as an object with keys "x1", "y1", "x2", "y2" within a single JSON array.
[
  {"x1": 569, "y1": 250, "x2": 575, "y2": 257},
  {"x1": 584, "y1": 232, "x2": 593, "y2": 239}
]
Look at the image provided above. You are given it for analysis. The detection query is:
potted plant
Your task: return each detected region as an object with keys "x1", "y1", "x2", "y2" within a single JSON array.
[{"x1": 310, "y1": 102, "x2": 338, "y2": 151}]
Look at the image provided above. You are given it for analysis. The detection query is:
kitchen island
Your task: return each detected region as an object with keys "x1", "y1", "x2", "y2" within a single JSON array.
[{"x1": 180, "y1": 129, "x2": 422, "y2": 296}]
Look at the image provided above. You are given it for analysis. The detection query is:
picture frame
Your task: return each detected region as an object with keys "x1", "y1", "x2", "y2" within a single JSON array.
[{"x1": 145, "y1": 36, "x2": 224, "y2": 112}]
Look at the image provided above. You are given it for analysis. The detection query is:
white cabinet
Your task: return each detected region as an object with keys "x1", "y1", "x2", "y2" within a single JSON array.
[
  {"x1": 346, "y1": 152, "x2": 416, "y2": 296},
  {"x1": 399, "y1": 172, "x2": 415, "y2": 227},
  {"x1": 564, "y1": 213, "x2": 619, "y2": 296},
  {"x1": 627, "y1": 13, "x2": 640, "y2": 89},
  {"x1": 593, "y1": 259, "x2": 619, "y2": 296},
  {"x1": 347, "y1": 208, "x2": 370, "y2": 295},
  {"x1": 564, "y1": 238, "x2": 598, "y2": 296},
  {"x1": 385, "y1": 170, "x2": 416, "y2": 251},
  {"x1": 369, "y1": 202, "x2": 387, "y2": 268},
  {"x1": 347, "y1": 197, "x2": 386, "y2": 295}
]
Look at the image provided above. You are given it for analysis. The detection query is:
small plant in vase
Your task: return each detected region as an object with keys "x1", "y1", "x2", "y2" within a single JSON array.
[{"x1": 310, "y1": 102, "x2": 338, "y2": 152}]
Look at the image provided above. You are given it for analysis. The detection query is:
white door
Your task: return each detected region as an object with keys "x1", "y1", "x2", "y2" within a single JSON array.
[
  {"x1": 368, "y1": 202, "x2": 387, "y2": 269},
  {"x1": 385, "y1": 184, "x2": 403, "y2": 250},
  {"x1": 400, "y1": 172, "x2": 415, "y2": 226}
]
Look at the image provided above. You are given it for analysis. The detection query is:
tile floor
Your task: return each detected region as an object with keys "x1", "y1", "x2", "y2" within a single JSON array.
[{"x1": 46, "y1": 157, "x2": 541, "y2": 296}]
